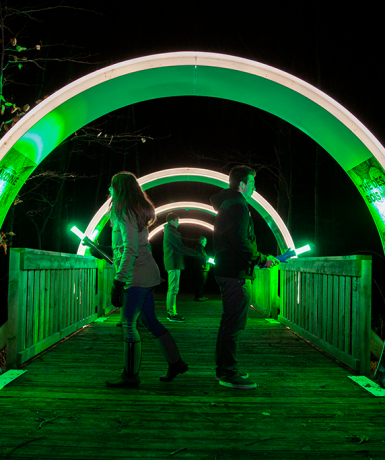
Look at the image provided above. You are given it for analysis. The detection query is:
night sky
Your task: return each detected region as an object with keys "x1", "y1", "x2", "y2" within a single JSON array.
[{"x1": 4, "y1": 2, "x2": 385, "y2": 268}]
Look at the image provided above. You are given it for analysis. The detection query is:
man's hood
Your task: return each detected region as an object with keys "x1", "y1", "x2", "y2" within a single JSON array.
[{"x1": 210, "y1": 188, "x2": 242, "y2": 211}]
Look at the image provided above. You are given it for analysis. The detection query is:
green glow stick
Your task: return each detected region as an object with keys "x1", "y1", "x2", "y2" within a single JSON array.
[
  {"x1": 295, "y1": 244, "x2": 311, "y2": 256},
  {"x1": 71, "y1": 226, "x2": 85, "y2": 240},
  {"x1": 70, "y1": 226, "x2": 113, "y2": 265}
]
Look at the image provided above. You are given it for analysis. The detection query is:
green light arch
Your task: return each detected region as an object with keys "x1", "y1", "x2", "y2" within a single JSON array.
[
  {"x1": 1, "y1": 52, "x2": 385, "y2": 250},
  {"x1": 148, "y1": 219, "x2": 214, "y2": 241},
  {"x1": 77, "y1": 168, "x2": 295, "y2": 256}
]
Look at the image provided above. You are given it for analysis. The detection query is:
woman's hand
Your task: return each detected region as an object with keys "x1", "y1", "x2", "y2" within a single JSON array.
[{"x1": 111, "y1": 279, "x2": 125, "y2": 307}]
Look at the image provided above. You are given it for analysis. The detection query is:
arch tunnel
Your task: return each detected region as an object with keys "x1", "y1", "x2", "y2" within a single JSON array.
[
  {"x1": 77, "y1": 168, "x2": 295, "y2": 256},
  {"x1": 1, "y1": 52, "x2": 385, "y2": 252}
]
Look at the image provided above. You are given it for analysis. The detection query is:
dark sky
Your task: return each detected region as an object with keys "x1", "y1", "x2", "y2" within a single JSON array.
[
  {"x1": 51, "y1": 2, "x2": 385, "y2": 139},
  {"x1": 7, "y1": 2, "x2": 385, "y2": 260}
]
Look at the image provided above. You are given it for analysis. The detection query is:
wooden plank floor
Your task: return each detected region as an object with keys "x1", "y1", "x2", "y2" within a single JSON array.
[{"x1": 1, "y1": 294, "x2": 385, "y2": 459}]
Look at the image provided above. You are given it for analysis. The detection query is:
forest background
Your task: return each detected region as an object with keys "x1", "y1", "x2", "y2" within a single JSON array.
[{"x1": 1, "y1": 2, "x2": 384, "y2": 341}]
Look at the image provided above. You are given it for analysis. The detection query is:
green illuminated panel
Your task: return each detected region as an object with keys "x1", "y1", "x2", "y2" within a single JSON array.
[
  {"x1": 0, "y1": 147, "x2": 36, "y2": 224},
  {"x1": 347, "y1": 157, "x2": 385, "y2": 252}
]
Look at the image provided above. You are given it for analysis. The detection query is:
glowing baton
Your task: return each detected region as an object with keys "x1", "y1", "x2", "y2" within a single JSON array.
[
  {"x1": 276, "y1": 244, "x2": 312, "y2": 263},
  {"x1": 71, "y1": 226, "x2": 86, "y2": 240},
  {"x1": 70, "y1": 226, "x2": 113, "y2": 265},
  {"x1": 295, "y1": 244, "x2": 311, "y2": 256}
]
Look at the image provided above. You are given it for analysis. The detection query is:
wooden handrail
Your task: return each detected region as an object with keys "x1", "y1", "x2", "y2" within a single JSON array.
[
  {"x1": 251, "y1": 255, "x2": 372, "y2": 376},
  {"x1": 6, "y1": 248, "x2": 114, "y2": 369}
]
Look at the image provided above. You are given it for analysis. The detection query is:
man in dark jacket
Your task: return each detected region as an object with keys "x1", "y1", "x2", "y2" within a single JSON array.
[
  {"x1": 163, "y1": 212, "x2": 198, "y2": 322},
  {"x1": 210, "y1": 165, "x2": 279, "y2": 389}
]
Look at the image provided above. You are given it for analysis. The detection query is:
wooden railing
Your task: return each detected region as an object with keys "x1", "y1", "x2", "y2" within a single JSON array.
[
  {"x1": 251, "y1": 256, "x2": 372, "y2": 376},
  {"x1": 7, "y1": 248, "x2": 115, "y2": 368}
]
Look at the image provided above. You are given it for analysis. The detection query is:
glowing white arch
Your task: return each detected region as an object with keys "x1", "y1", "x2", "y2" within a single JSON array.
[
  {"x1": 1, "y1": 51, "x2": 385, "y2": 251},
  {"x1": 148, "y1": 219, "x2": 214, "y2": 240},
  {"x1": 76, "y1": 168, "x2": 294, "y2": 256},
  {"x1": 1, "y1": 52, "x2": 383, "y2": 172},
  {"x1": 151, "y1": 201, "x2": 216, "y2": 216}
]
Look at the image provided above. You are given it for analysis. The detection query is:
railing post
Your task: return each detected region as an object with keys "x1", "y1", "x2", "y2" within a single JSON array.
[
  {"x1": 96, "y1": 259, "x2": 107, "y2": 317},
  {"x1": 359, "y1": 257, "x2": 372, "y2": 376},
  {"x1": 269, "y1": 268, "x2": 280, "y2": 319},
  {"x1": 6, "y1": 249, "x2": 26, "y2": 369}
]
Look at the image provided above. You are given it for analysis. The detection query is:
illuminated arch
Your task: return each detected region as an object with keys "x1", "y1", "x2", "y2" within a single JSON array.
[
  {"x1": 148, "y1": 218, "x2": 214, "y2": 240},
  {"x1": 151, "y1": 201, "x2": 216, "y2": 216},
  {"x1": 1, "y1": 52, "x2": 385, "y2": 250},
  {"x1": 76, "y1": 168, "x2": 295, "y2": 255}
]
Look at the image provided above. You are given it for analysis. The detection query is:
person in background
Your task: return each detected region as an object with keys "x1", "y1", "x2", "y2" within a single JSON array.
[
  {"x1": 106, "y1": 172, "x2": 188, "y2": 388},
  {"x1": 194, "y1": 236, "x2": 210, "y2": 302},
  {"x1": 210, "y1": 165, "x2": 279, "y2": 390},
  {"x1": 163, "y1": 212, "x2": 199, "y2": 323}
]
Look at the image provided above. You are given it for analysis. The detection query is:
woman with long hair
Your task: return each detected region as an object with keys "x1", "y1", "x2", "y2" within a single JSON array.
[{"x1": 106, "y1": 172, "x2": 188, "y2": 388}]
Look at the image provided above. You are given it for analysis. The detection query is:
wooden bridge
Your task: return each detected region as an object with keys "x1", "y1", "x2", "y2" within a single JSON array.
[{"x1": 1, "y1": 249, "x2": 384, "y2": 459}]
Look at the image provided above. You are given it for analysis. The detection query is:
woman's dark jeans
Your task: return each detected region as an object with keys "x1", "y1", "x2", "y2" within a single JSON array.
[{"x1": 122, "y1": 286, "x2": 166, "y2": 342}]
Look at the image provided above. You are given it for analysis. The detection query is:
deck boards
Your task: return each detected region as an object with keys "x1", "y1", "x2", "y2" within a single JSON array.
[{"x1": 1, "y1": 294, "x2": 385, "y2": 459}]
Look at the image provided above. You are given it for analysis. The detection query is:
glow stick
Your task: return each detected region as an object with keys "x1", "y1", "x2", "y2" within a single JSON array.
[
  {"x1": 295, "y1": 244, "x2": 311, "y2": 256},
  {"x1": 70, "y1": 226, "x2": 113, "y2": 265},
  {"x1": 70, "y1": 226, "x2": 85, "y2": 240}
]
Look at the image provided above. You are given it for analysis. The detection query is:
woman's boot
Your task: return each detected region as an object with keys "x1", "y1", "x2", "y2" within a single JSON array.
[
  {"x1": 106, "y1": 340, "x2": 141, "y2": 388},
  {"x1": 155, "y1": 330, "x2": 188, "y2": 382}
]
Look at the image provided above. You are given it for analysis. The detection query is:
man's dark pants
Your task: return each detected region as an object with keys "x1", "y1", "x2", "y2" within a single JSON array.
[
  {"x1": 215, "y1": 276, "x2": 250, "y2": 379},
  {"x1": 194, "y1": 270, "x2": 208, "y2": 299}
]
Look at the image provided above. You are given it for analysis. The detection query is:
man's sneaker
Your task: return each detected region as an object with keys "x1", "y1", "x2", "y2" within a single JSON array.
[
  {"x1": 219, "y1": 374, "x2": 257, "y2": 390},
  {"x1": 167, "y1": 314, "x2": 185, "y2": 323},
  {"x1": 194, "y1": 297, "x2": 206, "y2": 302},
  {"x1": 215, "y1": 371, "x2": 248, "y2": 382}
]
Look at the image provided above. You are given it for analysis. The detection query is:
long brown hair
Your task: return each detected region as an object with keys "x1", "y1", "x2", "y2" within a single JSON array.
[{"x1": 109, "y1": 172, "x2": 156, "y2": 231}]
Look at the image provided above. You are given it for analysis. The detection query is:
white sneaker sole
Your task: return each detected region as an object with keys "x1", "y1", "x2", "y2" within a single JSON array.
[
  {"x1": 167, "y1": 317, "x2": 185, "y2": 323},
  {"x1": 219, "y1": 380, "x2": 257, "y2": 389}
]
